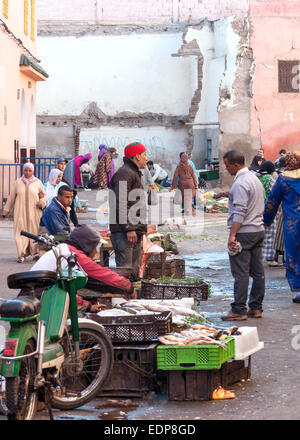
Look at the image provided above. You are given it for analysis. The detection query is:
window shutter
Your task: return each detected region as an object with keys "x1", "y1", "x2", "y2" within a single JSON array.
[
  {"x1": 278, "y1": 60, "x2": 300, "y2": 93},
  {"x1": 30, "y1": 0, "x2": 35, "y2": 41},
  {"x1": 24, "y1": 0, "x2": 29, "y2": 35},
  {"x1": 3, "y1": 0, "x2": 8, "y2": 19}
]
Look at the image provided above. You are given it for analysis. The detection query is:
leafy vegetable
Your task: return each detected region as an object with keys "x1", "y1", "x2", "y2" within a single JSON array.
[
  {"x1": 173, "y1": 314, "x2": 207, "y2": 328},
  {"x1": 156, "y1": 277, "x2": 204, "y2": 284}
]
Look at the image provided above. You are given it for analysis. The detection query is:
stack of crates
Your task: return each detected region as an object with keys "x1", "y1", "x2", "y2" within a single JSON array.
[
  {"x1": 156, "y1": 337, "x2": 237, "y2": 401},
  {"x1": 98, "y1": 343, "x2": 159, "y2": 398},
  {"x1": 93, "y1": 312, "x2": 172, "y2": 398}
]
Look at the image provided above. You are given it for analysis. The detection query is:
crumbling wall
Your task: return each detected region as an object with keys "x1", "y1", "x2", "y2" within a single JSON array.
[
  {"x1": 218, "y1": 16, "x2": 254, "y2": 188},
  {"x1": 36, "y1": 31, "x2": 197, "y2": 169},
  {"x1": 249, "y1": 0, "x2": 300, "y2": 162},
  {"x1": 36, "y1": 0, "x2": 250, "y2": 178}
]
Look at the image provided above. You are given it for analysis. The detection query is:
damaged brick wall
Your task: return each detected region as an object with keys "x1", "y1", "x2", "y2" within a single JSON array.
[
  {"x1": 218, "y1": 16, "x2": 254, "y2": 189},
  {"x1": 37, "y1": 0, "x2": 249, "y2": 25},
  {"x1": 36, "y1": 0, "x2": 250, "y2": 175}
]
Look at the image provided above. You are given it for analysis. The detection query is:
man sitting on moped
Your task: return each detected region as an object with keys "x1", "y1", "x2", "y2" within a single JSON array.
[{"x1": 21, "y1": 224, "x2": 137, "y2": 312}]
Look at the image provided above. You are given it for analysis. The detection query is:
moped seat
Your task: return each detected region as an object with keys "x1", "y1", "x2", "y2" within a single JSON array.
[
  {"x1": 7, "y1": 270, "x2": 57, "y2": 290},
  {"x1": 0, "y1": 297, "x2": 41, "y2": 318}
]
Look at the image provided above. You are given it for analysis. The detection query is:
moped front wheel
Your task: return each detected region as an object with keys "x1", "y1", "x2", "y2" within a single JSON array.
[
  {"x1": 52, "y1": 326, "x2": 113, "y2": 410},
  {"x1": 5, "y1": 339, "x2": 37, "y2": 420}
]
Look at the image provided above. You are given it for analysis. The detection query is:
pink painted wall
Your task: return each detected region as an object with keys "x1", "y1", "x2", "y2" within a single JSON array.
[
  {"x1": 249, "y1": 0, "x2": 300, "y2": 161},
  {"x1": 37, "y1": 0, "x2": 249, "y2": 23}
]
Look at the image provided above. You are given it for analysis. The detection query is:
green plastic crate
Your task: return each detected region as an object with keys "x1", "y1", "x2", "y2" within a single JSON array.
[
  {"x1": 199, "y1": 170, "x2": 220, "y2": 181},
  {"x1": 156, "y1": 337, "x2": 235, "y2": 370},
  {"x1": 207, "y1": 170, "x2": 219, "y2": 181}
]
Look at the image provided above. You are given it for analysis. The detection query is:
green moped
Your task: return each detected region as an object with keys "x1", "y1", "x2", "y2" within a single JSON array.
[{"x1": 0, "y1": 230, "x2": 113, "y2": 420}]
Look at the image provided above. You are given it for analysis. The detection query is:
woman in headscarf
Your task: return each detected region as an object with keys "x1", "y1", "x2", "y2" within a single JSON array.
[
  {"x1": 98, "y1": 144, "x2": 108, "y2": 161},
  {"x1": 249, "y1": 154, "x2": 263, "y2": 172},
  {"x1": 46, "y1": 169, "x2": 63, "y2": 206},
  {"x1": 74, "y1": 153, "x2": 92, "y2": 187},
  {"x1": 256, "y1": 161, "x2": 278, "y2": 266},
  {"x1": 2, "y1": 162, "x2": 46, "y2": 263},
  {"x1": 93, "y1": 147, "x2": 117, "y2": 189},
  {"x1": 170, "y1": 152, "x2": 199, "y2": 215},
  {"x1": 264, "y1": 152, "x2": 300, "y2": 302}
]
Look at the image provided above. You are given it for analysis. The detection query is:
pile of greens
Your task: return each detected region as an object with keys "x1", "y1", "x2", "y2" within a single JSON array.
[{"x1": 156, "y1": 277, "x2": 204, "y2": 284}]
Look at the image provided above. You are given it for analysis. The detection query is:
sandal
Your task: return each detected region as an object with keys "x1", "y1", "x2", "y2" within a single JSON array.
[
  {"x1": 267, "y1": 261, "x2": 280, "y2": 267},
  {"x1": 17, "y1": 257, "x2": 25, "y2": 263}
]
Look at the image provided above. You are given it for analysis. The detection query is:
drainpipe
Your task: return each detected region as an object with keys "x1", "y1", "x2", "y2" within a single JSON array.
[{"x1": 74, "y1": 125, "x2": 80, "y2": 156}]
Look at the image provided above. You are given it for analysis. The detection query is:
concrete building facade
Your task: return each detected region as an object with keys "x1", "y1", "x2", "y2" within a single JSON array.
[
  {"x1": 36, "y1": 0, "x2": 300, "y2": 184},
  {"x1": 35, "y1": 0, "x2": 248, "y2": 176},
  {"x1": 0, "y1": 0, "x2": 48, "y2": 165}
]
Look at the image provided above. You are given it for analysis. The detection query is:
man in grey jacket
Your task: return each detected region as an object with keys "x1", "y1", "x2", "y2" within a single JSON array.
[{"x1": 222, "y1": 150, "x2": 265, "y2": 321}]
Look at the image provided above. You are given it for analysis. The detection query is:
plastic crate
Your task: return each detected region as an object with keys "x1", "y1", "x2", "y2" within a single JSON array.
[
  {"x1": 156, "y1": 337, "x2": 235, "y2": 370},
  {"x1": 97, "y1": 343, "x2": 158, "y2": 397},
  {"x1": 88, "y1": 311, "x2": 172, "y2": 343},
  {"x1": 199, "y1": 170, "x2": 220, "y2": 181},
  {"x1": 144, "y1": 259, "x2": 185, "y2": 280},
  {"x1": 141, "y1": 279, "x2": 209, "y2": 301},
  {"x1": 232, "y1": 326, "x2": 264, "y2": 360}
]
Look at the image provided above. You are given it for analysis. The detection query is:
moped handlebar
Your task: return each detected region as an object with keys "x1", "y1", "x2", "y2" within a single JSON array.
[
  {"x1": 67, "y1": 253, "x2": 77, "y2": 268},
  {"x1": 21, "y1": 230, "x2": 49, "y2": 245}
]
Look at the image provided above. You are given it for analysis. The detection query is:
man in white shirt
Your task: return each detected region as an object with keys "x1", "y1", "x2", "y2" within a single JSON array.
[{"x1": 147, "y1": 161, "x2": 169, "y2": 186}]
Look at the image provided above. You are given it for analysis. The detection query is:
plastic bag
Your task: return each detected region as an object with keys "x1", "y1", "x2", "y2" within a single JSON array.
[
  {"x1": 173, "y1": 189, "x2": 182, "y2": 205},
  {"x1": 142, "y1": 234, "x2": 164, "y2": 254},
  {"x1": 148, "y1": 189, "x2": 158, "y2": 206},
  {"x1": 139, "y1": 234, "x2": 164, "y2": 279}
]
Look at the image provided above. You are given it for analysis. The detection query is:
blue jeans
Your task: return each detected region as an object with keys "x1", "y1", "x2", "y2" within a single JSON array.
[{"x1": 110, "y1": 232, "x2": 142, "y2": 281}]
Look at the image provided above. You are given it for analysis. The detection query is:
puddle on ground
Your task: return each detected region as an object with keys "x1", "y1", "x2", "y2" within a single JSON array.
[
  {"x1": 183, "y1": 251, "x2": 289, "y2": 298},
  {"x1": 95, "y1": 401, "x2": 138, "y2": 420},
  {"x1": 182, "y1": 252, "x2": 229, "y2": 271},
  {"x1": 182, "y1": 252, "x2": 231, "y2": 297}
]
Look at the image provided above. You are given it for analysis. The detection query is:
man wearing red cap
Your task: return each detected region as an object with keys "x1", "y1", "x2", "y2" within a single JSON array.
[{"x1": 108, "y1": 142, "x2": 148, "y2": 281}]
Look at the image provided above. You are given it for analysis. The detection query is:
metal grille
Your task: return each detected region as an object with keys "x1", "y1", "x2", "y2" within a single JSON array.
[{"x1": 278, "y1": 60, "x2": 300, "y2": 93}]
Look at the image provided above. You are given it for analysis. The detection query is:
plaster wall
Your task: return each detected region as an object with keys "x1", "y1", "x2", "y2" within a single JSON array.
[
  {"x1": 249, "y1": 0, "x2": 300, "y2": 161},
  {"x1": 0, "y1": 4, "x2": 39, "y2": 162},
  {"x1": 36, "y1": 33, "x2": 197, "y2": 117},
  {"x1": 36, "y1": 124, "x2": 75, "y2": 157},
  {"x1": 2, "y1": 0, "x2": 37, "y2": 56},
  {"x1": 185, "y1": 18, "x2": 241, "y2": 169}
]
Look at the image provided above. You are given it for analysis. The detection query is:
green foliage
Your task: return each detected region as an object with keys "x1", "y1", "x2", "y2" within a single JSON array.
[
  {"x1": 156, "y1": 277, "x2": 204, "y2": 284},
  {"x1": 173, "y1": 314, "x2": 207, "y2": 328}
]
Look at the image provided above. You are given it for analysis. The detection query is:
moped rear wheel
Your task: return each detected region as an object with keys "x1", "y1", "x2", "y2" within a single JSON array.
[
  {"x1": 52, "y1": 326, "x2": 113, "y2": 410},
  {"x1": 5, "y1": 339, "x2": 37, "y2": 420}
]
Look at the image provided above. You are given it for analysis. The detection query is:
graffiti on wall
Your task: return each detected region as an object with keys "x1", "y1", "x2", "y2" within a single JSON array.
[{"x1": 80, "y1": 134, "x2": 167, "y2": 160}]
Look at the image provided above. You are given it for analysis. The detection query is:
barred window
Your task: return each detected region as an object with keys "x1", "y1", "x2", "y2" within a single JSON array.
[
  {"x1": 2, "y1": 0, "x2": 8, "y2": 19},
  {"x1": 278, "y1": 60, "x2": 300, "y2": 93}
]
